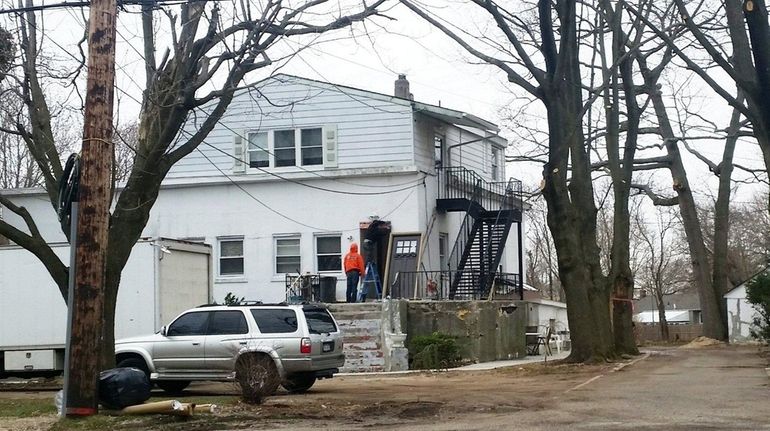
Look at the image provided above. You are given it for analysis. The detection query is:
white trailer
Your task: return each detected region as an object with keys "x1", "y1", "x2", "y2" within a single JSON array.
[{"x1": 0, "y1": 238, "x2": 212, "y2": 374}]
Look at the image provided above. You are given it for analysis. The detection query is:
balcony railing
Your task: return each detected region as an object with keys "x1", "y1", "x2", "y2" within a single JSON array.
[
  {"x1": 387, "y1": 270, "x2": 522, "y2": 300},
  {"x1": 437, "y1": 166, "x2": 522, "y2": 212}
]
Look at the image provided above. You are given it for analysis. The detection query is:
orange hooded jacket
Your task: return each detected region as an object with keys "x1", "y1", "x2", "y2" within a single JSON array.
[{"x1": 344, "y1": 243, "x2": 365, "y2": 275}]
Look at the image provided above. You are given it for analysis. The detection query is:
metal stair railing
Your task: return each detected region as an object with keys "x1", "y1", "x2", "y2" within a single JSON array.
[
  {"x1": 438, "y1": 166, "x2": 522, "y2": 212},
  {"x1": 477, "y1": 178, "x2": 518, "y2": 294}
]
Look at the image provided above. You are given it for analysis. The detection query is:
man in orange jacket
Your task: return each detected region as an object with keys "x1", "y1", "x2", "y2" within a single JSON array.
[{"x1": 344, "y1": 243, "x2": 365, "y2": 303}]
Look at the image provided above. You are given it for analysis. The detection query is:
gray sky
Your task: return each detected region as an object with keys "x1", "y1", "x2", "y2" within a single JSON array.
[{"x1": 2, "y1": 0, "x2": 766, "y2": 209}]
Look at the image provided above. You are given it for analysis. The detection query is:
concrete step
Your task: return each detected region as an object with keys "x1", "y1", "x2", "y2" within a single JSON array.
[
  {"x1": 332, "y1": 312, "x2": 382, "y2": 321},
  {"x1": 327, "y1": 303, "x2": 383, "y2": 313}
]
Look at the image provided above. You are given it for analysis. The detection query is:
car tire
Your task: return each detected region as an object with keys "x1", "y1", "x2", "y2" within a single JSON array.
[
  {"x1": 156, "y1": 380, "x2": 190, "y2": 394},
  {"x1": 282, "y1": 373, "x2": 317, "y2": 394},
  {"x1": 117, "y1": 356, "x2": 150, "y2": 381},
  {"x1": 235, "y1": 354, "x2": 280, "y2": 402}
]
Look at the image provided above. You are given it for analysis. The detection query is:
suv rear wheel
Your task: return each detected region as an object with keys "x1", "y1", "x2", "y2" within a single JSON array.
[
  {"x1": 156, "y1": 380, "x2": 190, "y2": 394},
  {"x1": 282, "y1": 373, "x2": 317, "y2": 394},
  {"x1": 235, "y1": 354, "x2": 280, "y2": 402}
]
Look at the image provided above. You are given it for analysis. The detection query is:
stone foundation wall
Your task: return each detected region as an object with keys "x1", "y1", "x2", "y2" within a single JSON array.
[{"x1": 403, "y1": 300, "x2": 526, "y2": 363}]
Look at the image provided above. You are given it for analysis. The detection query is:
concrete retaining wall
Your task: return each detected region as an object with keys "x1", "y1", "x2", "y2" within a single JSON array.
[{"x1": 404, "y1": 300, "x2": 527, "y2": 363}]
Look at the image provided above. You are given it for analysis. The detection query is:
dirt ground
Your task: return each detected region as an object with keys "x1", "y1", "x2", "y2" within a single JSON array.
[{"x1": 1, "y1": 345, "x2": 768, "y2": 430}]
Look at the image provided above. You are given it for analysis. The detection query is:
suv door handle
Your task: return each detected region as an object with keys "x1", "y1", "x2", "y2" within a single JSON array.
[{"x1": 192, "y1": 342, "x2": 200, "y2": 346}]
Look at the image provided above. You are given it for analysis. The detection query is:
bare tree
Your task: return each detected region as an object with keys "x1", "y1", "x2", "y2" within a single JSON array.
[
  {"x1": 400, "y1": 0, "x2": 663, "y2": 360},
  {"x1": 524, "y1": 194, "x2": 562, "y2": 301},
  {"x1": 0, "y1": 0, "x2": 387, "y2": 367},
  {"x1": 625, "y1": 0, "x2": 770, "y2": 208},
  {"x1": 634, "y1": 208, "x2": 690, "y2": 341}
]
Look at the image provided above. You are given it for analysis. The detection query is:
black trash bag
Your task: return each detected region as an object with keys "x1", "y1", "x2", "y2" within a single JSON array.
[{"x1": 98, "y1": 367, "x2": 151, "y2": 409}]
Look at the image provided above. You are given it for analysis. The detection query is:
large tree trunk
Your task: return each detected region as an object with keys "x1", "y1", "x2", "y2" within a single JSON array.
[
  {"x1": 645, "y1": 82, "x2": 727, "y2": 341},
  {"x1": 654, "y1": 289, "x2": 670, "y2": 341},
  {"x1": 542, "y1": 92, "x2": 615, "y2": 362}
]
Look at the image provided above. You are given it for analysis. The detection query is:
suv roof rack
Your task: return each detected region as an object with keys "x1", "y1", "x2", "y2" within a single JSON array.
[{"x1": 230, "y1": 300, "x2": 263, "y2": 306}]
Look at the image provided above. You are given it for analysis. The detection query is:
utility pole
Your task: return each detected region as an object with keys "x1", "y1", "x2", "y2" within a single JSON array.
[{"x1": 62, "y1": 0, "x2": 117, "y2": 416}]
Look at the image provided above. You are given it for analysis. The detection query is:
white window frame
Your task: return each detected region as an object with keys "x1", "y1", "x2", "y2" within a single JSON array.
[
  {"x1": 245, "y1": 127, "x2": 326, "y2": 170},
  {"x1": 315, "y1": 234, "x2": 342, "y2": 273},
  {"x1": 217, "y1": 236, "x2": 245, "y2": 278},
  {"x1": 274, "y1": 235, "x2": 301, "y2": 275},
  {"x1": 300, "y1": 127, "x2": 323, "y2": 166},
  {"x1": 247, "y1": 131, "x2": 269, "y2": 168}
]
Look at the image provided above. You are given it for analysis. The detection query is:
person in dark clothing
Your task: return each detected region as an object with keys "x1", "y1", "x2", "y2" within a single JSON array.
[{"x1": 344, "y1": 243, "x2": 365, "y2": 303}]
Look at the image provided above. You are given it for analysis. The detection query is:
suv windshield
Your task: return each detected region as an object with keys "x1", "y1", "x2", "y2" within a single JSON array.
[{"x1": 303, "y1": 307, "x2": 337, "y2": 334}]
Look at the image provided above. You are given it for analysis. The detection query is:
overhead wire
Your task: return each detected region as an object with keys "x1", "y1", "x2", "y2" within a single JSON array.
[{"x1": 195, "y1": 145, "x2": 417, "y2": 232}]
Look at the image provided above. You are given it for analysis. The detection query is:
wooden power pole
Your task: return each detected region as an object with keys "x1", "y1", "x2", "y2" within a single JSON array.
[{"x1": 62, "y1": 0, "x2": 117, "y2": 416}]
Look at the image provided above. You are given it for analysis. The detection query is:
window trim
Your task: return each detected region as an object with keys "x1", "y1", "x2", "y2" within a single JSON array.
[
  {"x1": 274, "y1": 234, "x2": 301, "y2": 275},
  {"x1": 245, "y1": 127, "x2": 326, "y2": 170},
  {"x1": 314, "y1": 234, "x2": 342, "y2": 273},
  {"x1": 217, "y1": 236, "x2": 245, "y2": 278},
  {"x1": 247, "y1": 131, "x2": 269, "y2": 168}
]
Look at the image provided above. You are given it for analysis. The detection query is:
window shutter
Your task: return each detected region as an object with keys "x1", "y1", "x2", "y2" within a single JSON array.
[
  {"x1": 322, "y1": 125, "x2": 338, "y2": 168},
  {"x1": 233, "y1": 134, "x2": 246, "y2": 173}
]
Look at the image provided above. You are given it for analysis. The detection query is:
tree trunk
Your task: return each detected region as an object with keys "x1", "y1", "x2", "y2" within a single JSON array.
[
  {"x1": 646, "y1": 83, "x2": 727, "y2": 341},
  {"x1": 541, "y1": 89, "x2": 615, "y2": 362},
  {"x1": 655, "y1": 290, "x2": 669, "y2": 341}
]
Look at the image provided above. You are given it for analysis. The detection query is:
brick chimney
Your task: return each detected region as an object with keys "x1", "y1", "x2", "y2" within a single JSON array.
[{"x1": 394, "y1": 74, "x2": 411, "y2": 100}]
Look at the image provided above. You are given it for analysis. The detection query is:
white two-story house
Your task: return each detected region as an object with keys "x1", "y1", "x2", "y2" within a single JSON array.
[{"x1": 4, "y1": 74, "x2": 525, "y2": 304}]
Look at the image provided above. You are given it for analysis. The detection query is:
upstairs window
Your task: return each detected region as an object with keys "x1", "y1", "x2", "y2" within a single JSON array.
[
  {"x1": 248, "y1": 132, "x2": 269, "y2": 168},
  {"x1": 243, "y1": 127, "x2": 327, "y2": 169},
  {"x1": 274, "y1": 130, "x2": 296, "y2": 167},
  {"x1": 301, "y1": 128, "x2": 323, "y2": 166},
  {"x1": 491, "y1": 147, "x2": 502, "y2": 181}
]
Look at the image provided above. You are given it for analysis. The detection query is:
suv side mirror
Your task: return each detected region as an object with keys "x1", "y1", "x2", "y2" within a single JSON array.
[{"x1": 160, "y1": 325, "x2": 167, "y2": 336}]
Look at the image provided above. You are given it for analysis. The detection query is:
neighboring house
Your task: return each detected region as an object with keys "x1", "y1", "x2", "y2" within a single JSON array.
[
  {"x1": 633, "y1": 293, "x2": 702, "y2": 325},
  {"x1": 724, "y1": 267, "x2": 766, "y2": 343},
  {"x1": 2, "y1": 74, "x2": 525, "y2": 304}
]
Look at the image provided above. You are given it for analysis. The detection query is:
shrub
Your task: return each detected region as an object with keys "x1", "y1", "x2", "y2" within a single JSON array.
[
  {"x1": 223, "y1": 292, "x2": 245, "y2": 305},
  {"x1": 409, "y1": 332, "x2": 461, "y2": 370},
  {"x1": 746, "y1": 272, "x2": 770, "y2": 343}
]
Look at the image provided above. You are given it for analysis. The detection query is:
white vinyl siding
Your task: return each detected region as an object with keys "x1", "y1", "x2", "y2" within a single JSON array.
[{"x1": 169, "y1": 76, "x2": 414, "y2": 179}]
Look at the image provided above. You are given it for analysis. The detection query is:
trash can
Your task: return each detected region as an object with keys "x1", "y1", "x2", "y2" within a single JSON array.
[{"x1": 319, "y1": 276, "x2": 337, "y2": 303}]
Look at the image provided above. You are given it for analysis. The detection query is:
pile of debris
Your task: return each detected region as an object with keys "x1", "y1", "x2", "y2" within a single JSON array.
[{"x1": 680, "y1": 336, "x2": 725, "y2": 349}]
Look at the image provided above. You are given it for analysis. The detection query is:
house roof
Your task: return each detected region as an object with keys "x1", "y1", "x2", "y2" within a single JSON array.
[
  {"x1": 261, "y1": 73, "x2": 501, "y2": 134},
  {"x1": 724, "y1": 265, "x2": 770, "y2": 297},
  {"x1": 634, "y1": 309, "x2": 692, "y2": 323},
  {"x1": 634, "y1": 292, "x2": 700, "y2": 312}
]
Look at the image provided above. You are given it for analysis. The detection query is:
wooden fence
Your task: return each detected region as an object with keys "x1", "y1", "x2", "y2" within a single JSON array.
[{"x1": 636, "y1": 323, "x2": 703, "y2": 343}]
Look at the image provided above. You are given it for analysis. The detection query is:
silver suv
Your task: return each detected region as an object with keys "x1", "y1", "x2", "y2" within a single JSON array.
[{"x1": 115, "y1": 303, "x2": 344, "y2": 395}]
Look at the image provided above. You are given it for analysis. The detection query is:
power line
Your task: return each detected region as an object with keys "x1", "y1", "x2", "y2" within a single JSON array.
[
  {"x1": 0, "y1": 0, "x2": 228, "y2": 14},
  {"x1": 194, "y1": 135, "x2": 426, "y2": 196},
  {"x1": 190, "y1": 105, "x2": 428, "y2": 190},
  {"x1": 194, "y1": 146, "x2": 416, "y2": 232}
]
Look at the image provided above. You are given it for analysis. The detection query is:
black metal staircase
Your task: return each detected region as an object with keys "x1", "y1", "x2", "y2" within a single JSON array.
[{"x1": 437, "y1": 167, "x2": 522, "y2": 299}]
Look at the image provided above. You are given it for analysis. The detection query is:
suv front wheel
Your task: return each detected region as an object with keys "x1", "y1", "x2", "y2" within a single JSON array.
[
  {"x1": 282, "y1": 373, "x2": 317, "y2": 394},
  {"x1": 235, "y1": 353, "x2": 280, "y2": 402}
]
